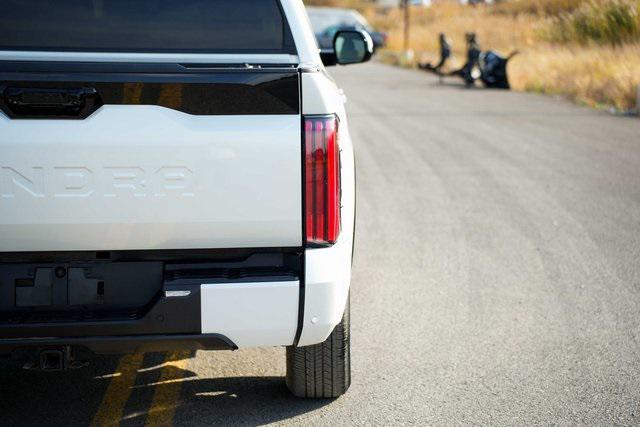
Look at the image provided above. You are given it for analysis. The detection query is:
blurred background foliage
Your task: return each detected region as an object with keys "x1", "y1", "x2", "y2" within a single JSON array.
[{"x1": 304, "y1": 0, "x2": 640, "y2": 111}]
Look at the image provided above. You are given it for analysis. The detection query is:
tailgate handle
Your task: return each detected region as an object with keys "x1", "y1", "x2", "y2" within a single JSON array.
[{"x1": 1, "y1": 86, "x2": 100, "y2": 119}]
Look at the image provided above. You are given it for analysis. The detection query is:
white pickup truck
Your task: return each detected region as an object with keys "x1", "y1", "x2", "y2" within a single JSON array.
[{"x1": 0, "y1": 0, "x2": 371, "y2": 398}]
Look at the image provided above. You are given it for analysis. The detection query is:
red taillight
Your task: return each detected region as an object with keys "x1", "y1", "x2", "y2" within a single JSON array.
[{"x1": 304, "y1": 115, "x2": 340, "y2": 246}]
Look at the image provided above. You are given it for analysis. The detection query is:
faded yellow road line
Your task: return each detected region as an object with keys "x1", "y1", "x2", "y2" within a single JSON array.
[
  {"x1": 92, "y1": 353, "x2": 145, "y2": 427},
  {"x1": 144, "y1": 351, "x2": 191, "y2": 427}
]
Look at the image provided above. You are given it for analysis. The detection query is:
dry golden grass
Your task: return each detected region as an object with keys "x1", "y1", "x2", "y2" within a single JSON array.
[
  {"x1": 304, "y1": 0, "x2": 370, "y2": 10},
  {"x1": 362, "y1": 3, "x2": 640, "y2": 111},
  {"x1": 374, "y1": 5, "x2": 537, "y2": 56},
  {"x1": 493, "y1": 0, "x2": 584, "y2": 16},
  {"x1": 510, "y1": 44, "x2": 640, "y2": 110}
]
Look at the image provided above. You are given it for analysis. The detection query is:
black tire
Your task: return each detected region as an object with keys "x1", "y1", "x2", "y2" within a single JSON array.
[{"x1": 286, "y1": 298, "x2": 351, "y2": 398}]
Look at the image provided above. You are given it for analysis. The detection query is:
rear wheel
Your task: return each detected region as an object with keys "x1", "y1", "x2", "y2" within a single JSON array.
[{"x1": 286, "y1": 298, "x2": 351, "y2": 398}]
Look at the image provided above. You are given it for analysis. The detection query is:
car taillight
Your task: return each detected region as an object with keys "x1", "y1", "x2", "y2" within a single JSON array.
[{"x1": 304, "y1": 115, "x2": 340, "y2": 246}]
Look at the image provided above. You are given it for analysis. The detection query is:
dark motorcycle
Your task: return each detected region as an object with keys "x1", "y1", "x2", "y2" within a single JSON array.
[{"x1": 420, "y1": 33, "x2": 518, "y2": 90}]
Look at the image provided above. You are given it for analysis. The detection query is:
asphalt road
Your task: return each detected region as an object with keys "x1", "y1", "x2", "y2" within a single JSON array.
[{"x1": 1, "y1": 62, "x2": 639, "y2": 425}]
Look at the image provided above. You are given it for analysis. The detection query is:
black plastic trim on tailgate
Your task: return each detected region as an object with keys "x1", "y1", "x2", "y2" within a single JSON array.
[{"x1": 0, "y1": 62, "x2": 299, "y2": 118}]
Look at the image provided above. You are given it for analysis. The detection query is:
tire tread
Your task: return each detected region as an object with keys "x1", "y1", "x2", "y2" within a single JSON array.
[{"x1": 286, "y1": 299, "x2": 350, "y2": 398}]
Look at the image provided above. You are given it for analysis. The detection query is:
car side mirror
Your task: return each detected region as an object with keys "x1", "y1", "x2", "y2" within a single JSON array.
[{"x1": 320, "y1": 30, "x2": 373, "y2": 67}]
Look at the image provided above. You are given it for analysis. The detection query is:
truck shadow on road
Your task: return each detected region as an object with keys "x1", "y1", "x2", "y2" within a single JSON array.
[{"x1": 0, "y1": 353, "x2": 332, "y2": 426}]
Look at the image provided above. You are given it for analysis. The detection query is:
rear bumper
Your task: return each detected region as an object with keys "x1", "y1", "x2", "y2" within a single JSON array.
[
  {"x1": 0, "y1": 249, "x2": 304, "y2": 355},
  {"x1": 0, "y1": 334, "x2": 236, "y2": 355},
  {"x1": 0, "y1": 239, "x2": 353, "y2": 354},
  {"x1": 0, "y1": 278, "x2": 301, "y2": 356}
]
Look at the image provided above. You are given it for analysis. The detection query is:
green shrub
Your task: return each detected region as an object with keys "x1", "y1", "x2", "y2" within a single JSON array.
[
  {"x1": 547, "y1": 0, "x2": 640, "y2": 44},
  {"x1": 494, "y1": 0, "x2": 586, "y2": 17}
]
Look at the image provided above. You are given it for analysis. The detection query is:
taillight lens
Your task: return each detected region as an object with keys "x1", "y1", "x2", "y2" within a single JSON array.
[{"x1": 304, "y1": 115, "x2": 340, "y2": 246}]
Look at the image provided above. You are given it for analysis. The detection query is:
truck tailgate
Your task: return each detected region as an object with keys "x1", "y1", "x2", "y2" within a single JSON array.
[{"x1": 0, "y1": 71, "x2": 302, "y2": 252}]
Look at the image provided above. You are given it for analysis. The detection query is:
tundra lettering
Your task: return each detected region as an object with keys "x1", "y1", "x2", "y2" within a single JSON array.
[{"x1": 0, "y1": 166, "x2": 194, "y2": 198}]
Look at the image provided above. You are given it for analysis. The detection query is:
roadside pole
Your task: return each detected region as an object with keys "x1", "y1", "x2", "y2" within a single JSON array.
[
  {"x1": 403, "y1": 0, "x2": 410, "y2": 53},
  {"x1": 402, "y1": 0, "x2": 413, "y2": 64}
]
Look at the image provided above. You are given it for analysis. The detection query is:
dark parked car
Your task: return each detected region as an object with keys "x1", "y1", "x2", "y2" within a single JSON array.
[{"x1": 307, "y1": 6, "x2": 387, "y2": 51}]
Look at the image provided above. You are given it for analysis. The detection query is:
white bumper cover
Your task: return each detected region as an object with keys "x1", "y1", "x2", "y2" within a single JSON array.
[
  {"x1": 199, "y1": 243, "x2": 352, "y2": 349},
  {"x1": 200, "y1": 281, "x2": 299, "y2": 348}
]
